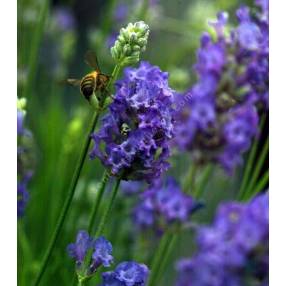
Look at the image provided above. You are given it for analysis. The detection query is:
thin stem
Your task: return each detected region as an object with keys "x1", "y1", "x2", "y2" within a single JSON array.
[
  {"x1": 238, "y1": 115, "x2": 266, "y2": 200},
  {"x1": 32, "y1": 111, "x2": 100, "y2": 286},
  {"x1": 148, "y1": 163, "x2": 213, "y2": 286},
  {"x1": 33, "y1": 63, "x2": 123, "y2": 286},
  {"x1": 250, "y1": 171, "x2": 269, "y2": 199},
  {"x1": 242, "y1": 137, "x2": 269, "y2": 200},
  {"x1": 155, "y1": 234, "x2": 178, "y2": 284},
  {"x1": 87, "y1": 170, "x2": 111, "y2": 233},
  {"x1": 194, "y1": 164, "x2": 213, "y2": 199},
  {"x1": 148, "y1": 233, "x2": 171, "y2": 286},
  {"x1": 183, "y1": 164, "x2": 197, "y2": 194},
  {"x1": 78, "y1": 178, "x2": 121, "y2": 285},
  {"x1": 95, "y1": 178, "x2": 121, "y2": 237}
]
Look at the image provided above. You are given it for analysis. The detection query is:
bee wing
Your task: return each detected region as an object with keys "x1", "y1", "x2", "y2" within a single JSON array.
[
  {"x1": 65, "y1": 78, "x2": 81, "y2": 86},
  {"x1": 84, "y1": 50, "x2": 101, "y2": 71}
]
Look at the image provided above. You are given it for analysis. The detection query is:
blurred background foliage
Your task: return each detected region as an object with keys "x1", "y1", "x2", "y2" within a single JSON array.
[{"x1": 17, "y1": 0, "x2": 268, "y2": 285}]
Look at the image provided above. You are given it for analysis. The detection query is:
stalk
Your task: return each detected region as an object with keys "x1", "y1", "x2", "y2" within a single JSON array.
[
  {"x1": 148, "y1": 164, "x2": 213, "y2": 286},
  {"x1": 78, "y1": 178, "x2": 121, "y2": 286},
  {"x1": 32, "y1": 111, "x2": 100, "y2": 286},
  {"x1": 250, "y1": 171, "x2": 269, "y2": 199},
  {"x1": 242, "y1": 137, "x2": 269, "y2": 200},
  {"x1": 87, "y1": 170, "x2": 111, "y2": 233},
  {"x1": 183, "y1": 163, "x2": 197, "y2": 194},
  {"x1": 238, "y1": 115, "x2": 266, "y2": 200},
  {"x1": 32, "y1": 63, "x2": 122, "y2": 286},
  {"x1": 95, "y1": 178, "x2": 121, "y2": 236},
  {"x1": 194, "y1": 164, "x2": 213, "y2": 199},
  {"x1": 148, "y1": 233, "x2": 172, "y2": 286}
]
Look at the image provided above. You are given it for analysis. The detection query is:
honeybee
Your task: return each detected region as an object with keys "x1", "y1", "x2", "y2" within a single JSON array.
[{"x1": 66, "y1": 51, "x2": 110, "y2": 108}]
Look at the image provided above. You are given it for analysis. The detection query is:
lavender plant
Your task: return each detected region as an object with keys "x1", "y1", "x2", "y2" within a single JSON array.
[
  {"x1": 175, "y1": 192, "x2": 269, "y2": 286},
  {"x1": 18, "y1": 0, "x2": 269, "y2": 286},
  {"x1": 133, "y1": 177, "x2": 201, "y2": 234},
  {"x1": 174, "y1": 1, "x2": 268, "y2": 174},
  {"x1": 90, "y1": 61, "x2": 175, "y2": 182},
  {"x1": 67, "y1": 231, "x2": 149, "y2": 285},
  {"x1": 32, "y1": 21, "x2": 150, "y2": 286}
]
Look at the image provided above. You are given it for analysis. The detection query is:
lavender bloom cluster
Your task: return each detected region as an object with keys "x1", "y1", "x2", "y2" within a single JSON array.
[
  {"x1": 174, "y1": 1, "x2": 268, "y2": 174},
  {"x1": 17, "y1": 99, "x2": 33, "y2": 217},
  {"x1": 133, "y1": 177, "x2": 200, "y2": 233},
  {"x1": 176, "y1": 192, "x2": 269, "y2": 286},
  {"x1": 102, "y1": 261, "x2": 149, "y2": 286},
  {"x1": 90, "y1": 62, "x2": 175, "y2": 182},
  {"x1": 67, "y1": 231, "x2": 113, "y2": 274},
  {"x1": 68, "y1": 231, "x2": 149, "y2": 285}
]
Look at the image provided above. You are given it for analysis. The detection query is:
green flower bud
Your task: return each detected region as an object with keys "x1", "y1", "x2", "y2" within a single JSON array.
[
  {"x1": 17, "y1": 97, "x2": 27, "y2": 115},
  {"x1": 111, "y1": 21, "x2": 150, "y2": 67}
]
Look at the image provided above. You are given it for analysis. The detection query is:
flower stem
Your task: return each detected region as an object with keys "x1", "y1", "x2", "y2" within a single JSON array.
[
  {"x1": 32, "y1": 111, "x2": 100, "y2": 286},
  {"x1": 242, "y1": 137, "x2": 269, "y2": 200},
  {"x1": 238, "y1": 115, "x2": 266, "y2": 200},
  {"x1": 95, "y1": 178, "x2": 121, "y2": 237},
  {"x1": 148, "y1": 233, "x2": 171, "y2": 286},
  {"x1": 87, "y1": 170, "x2": 111, "y2": 233},
  {"x1": 183, "y1": 163, "x2": 197, "y2": 194},
  {"x1": 33, "y1": 63, "x2": 122, "y2": 286},
  {"x1": 194, "y1": 164, "x2": 213, "y2": 199},
  {"x1": 148, "y1": 163, "x2": 213, "y2": 286},
  {"x1": 251, "y1": 170, "x2": 269, "y2": 198}
]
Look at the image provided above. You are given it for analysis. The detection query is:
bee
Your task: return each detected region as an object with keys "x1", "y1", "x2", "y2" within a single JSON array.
[{"x1": 65, "y1": 51, "x2": 110, "y2": 108}]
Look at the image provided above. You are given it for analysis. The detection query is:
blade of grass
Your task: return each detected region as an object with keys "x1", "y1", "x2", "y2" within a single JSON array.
[
  {"x1": 242, "y1": 137, "x2": 269, "y2": 201},
  {"x1": 238, "y1": 115, "x2": 266, "y2": 200},
  {"x1": 250, "y1": 171, "x2": 269, "y2": 199}
]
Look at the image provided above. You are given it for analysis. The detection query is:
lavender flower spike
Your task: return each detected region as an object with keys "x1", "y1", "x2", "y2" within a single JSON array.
[
  {"x1": 102, "y1": 261, "x2": 149, "y2": 286},
  {"x1": 175, "y1": 192, "x2": 269, "y2": 286},
  {"x1": 111, "y1": 21, "x2": 149, "y2": 66},
  {"x1": 90, "y1": 62, "x2": 175, "y2": 182},
  {"x1": 67, "y1": 231, "x2": 114, "y2": 274}
]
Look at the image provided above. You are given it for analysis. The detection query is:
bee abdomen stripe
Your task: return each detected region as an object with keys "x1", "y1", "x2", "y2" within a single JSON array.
[{"x1": 81, "y1": 80, "x2": 94, "y2": 86}]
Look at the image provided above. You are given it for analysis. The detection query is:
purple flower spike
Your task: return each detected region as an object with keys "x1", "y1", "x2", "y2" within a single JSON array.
[
  {"x1": 102, "y1": 261, "x2": 149, "y2": 286},
  {"x1": 67, "y1": 230, "x2": 93, "y2": 264},
  {"x1": 90, "y1": 62, "x2": 175, "y2": 182},
  {"x1": 175, "y1": 192, "x2": 269, "y2": 286},
  {"x1": 67, "y1": 232, "x2": 113, "y2": 273},
  {"x1": 173, "y1": 1, "x2": 268, "y2": 174},
  {"x1": 93, "y1": 236, "x2": 114, "y2": 267},
  {"x1": 133, "y1": 177, "x2": 200, "y2": 232}
]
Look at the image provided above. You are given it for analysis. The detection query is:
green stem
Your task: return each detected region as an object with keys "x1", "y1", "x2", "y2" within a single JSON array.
[
  {"x1": 87, "y1": 170, "x2": 111, "y2": 233},
  {"x1": 238, "y1": 115, "x2": 266, "y2": 200},
  {"x1": 33, "y1": 63, "x2": 122, "y2": 286},
  {"x1": 32, "y1": 111, "x2": 100, "y2": 286},
  {"x1": 183, "y1": 164, "x2": 197, "y2": 194},
  {"x1": 148, "y1": 233, "x2": 171, "y2": 286},
  {"x1": 95, "y1": 178, "x2": 121, "y2": 236},
  {"x1": 155, "y1": 234, "x2": 178, "y2": 284},
  {"x1": 250, "y1": 171, "x2": 269, "y2": 198},
  {"x1": 194, "y1": 164, "x2": 213, "y2": 199},
  {"x1": 148, "y1": 163, "x2": 213, "y2": 286},
  {"x1": 78, "y1": 178, "x2": 121, "y2": 285},
  {"x1": 242, "y1": 137, "x2": 269, "y2": 201}
]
